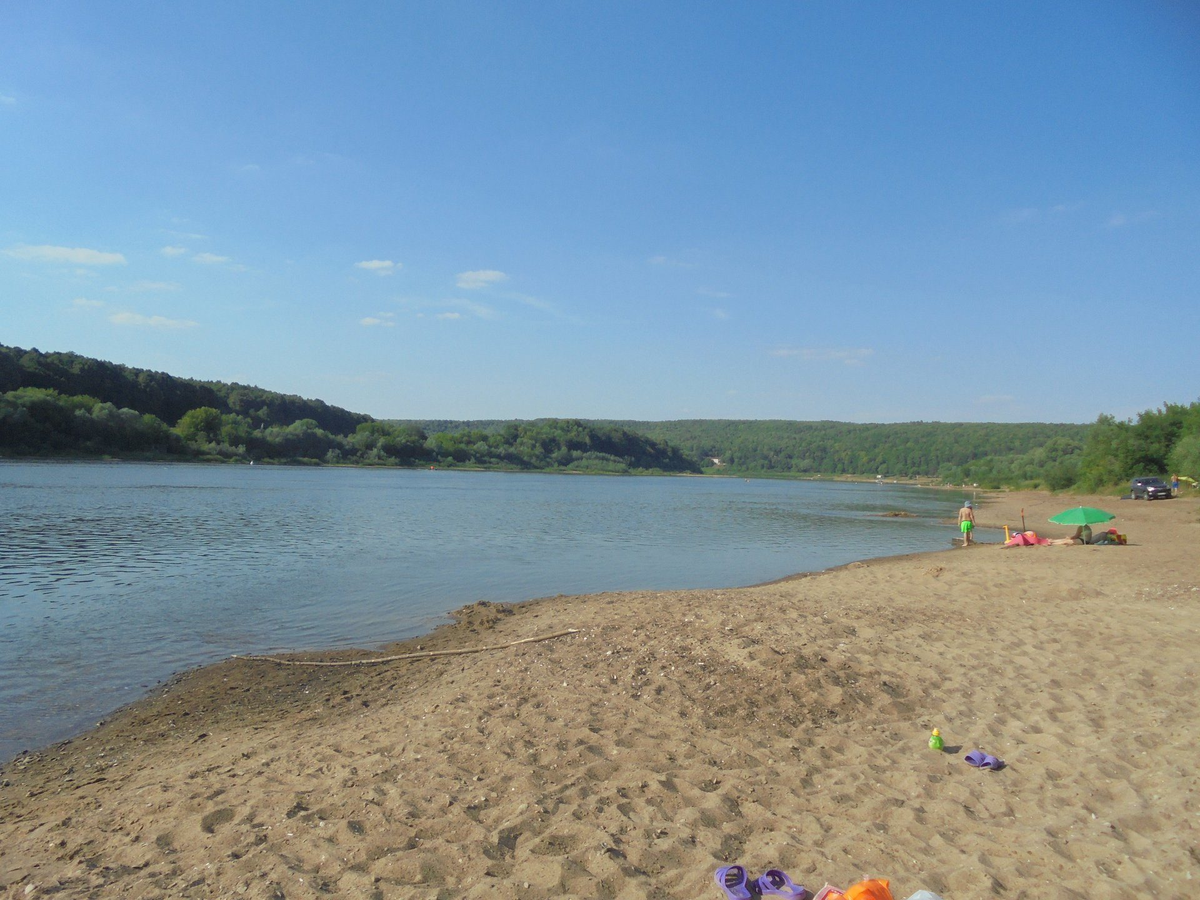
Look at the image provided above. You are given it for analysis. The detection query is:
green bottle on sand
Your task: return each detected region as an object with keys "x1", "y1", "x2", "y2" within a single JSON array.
[{"x1": 929, "y1": 728, "x2": 944, "y2": 751}]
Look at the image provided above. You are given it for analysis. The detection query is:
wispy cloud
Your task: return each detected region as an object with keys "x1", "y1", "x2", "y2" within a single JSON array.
[
  {"x1": 503, "y1": 291, "x2": 557, "y2": 314},
  {"x1": 393, "y1": 295, "x2": 500, "y2": 321},
  {"x1": 1106, "y1": 210, "x2": 1158, "y2": 228},
  {"x1": 456, "y1": 269, "x2": 507, "y2": 290},
  {"x1": 355, "y1": 259, "x2": 399, "y2": 276},
  {"x1": 189, "y1": 251, "x2": 246, "y2": 271},
  {"x1": 160, "y1": 245, "x2": 188, "y2": 257},
  {"x1": 3, "y1": 244, "x2": 126, "y2": 266},
  {"x1": 711, "y1": 308, "x2": 730, "y2": 320},
  {"x1": 129, "y1": 280, "x2": 182, "y2": 292},
  {"x1": 698, "y1": 287, "x2": 732, "y2": 299},
  {"x1": 359, "y1": 312, "x2": 396, "y2": 327},
  {"x1": 771, "y1": 347, "x2": 874, "y2": 366},
  {"x1": 236, "y1": 163, "x2": 261, "y2": 174},
  {"x1": 0, "y1": 94, "x2": 16, "y2": 106},
  {"x1": 452, "y1": 299, "x2": 498, "y2": 319},
  {"x1": 109, "y1": 311, "x2": 198, "y2": 329},
  {"x1": 647, "y1": 254, "x2": 693, "y2": 268},
  {"x1": 72, "y1": 297, "x2": 104, "y2": 308}
]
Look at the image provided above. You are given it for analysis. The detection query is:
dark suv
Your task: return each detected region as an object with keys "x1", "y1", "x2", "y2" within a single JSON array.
[{"x1": 1131, "y1": 476, "x2": 1173, "y2": 500}]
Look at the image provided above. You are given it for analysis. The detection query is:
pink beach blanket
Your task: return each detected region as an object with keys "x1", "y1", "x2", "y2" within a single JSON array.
[{"x1": 1004, "y1": 531, "x2": 1051, "y2": 546}]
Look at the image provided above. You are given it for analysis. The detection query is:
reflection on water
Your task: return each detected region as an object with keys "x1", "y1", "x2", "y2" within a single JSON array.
[{"x1": 0, "y1": 462, "x2": 977, "y2": 760}]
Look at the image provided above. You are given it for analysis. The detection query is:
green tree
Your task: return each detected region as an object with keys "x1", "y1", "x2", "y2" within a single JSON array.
[{"x1": 175, "y1": 407, "x2": 224, "y2": 444}]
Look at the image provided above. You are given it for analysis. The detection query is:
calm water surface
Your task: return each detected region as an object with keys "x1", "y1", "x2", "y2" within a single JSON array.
[{"x1": 0, "y1": 461, "x2": 984, "y2": 760}]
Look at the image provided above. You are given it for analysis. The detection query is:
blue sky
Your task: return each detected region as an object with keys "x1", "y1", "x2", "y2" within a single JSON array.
[{"x1": 2, "y1": 2, "x2": 1197, "y2": 424}]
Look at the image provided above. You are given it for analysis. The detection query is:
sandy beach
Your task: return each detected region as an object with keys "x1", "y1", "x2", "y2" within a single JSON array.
[{"x1": 2, "y1": 490, "x2": 1197, "y2": 900}]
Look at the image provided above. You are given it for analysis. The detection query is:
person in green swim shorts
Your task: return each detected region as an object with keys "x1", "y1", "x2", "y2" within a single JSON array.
[{"x1": 957, "y1": 500, "x2": 976, "y2": 546}]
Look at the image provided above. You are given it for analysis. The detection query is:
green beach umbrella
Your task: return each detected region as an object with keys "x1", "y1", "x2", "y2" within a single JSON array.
[{"x1": 1047, "y1": 506, "x2": 1116, "y2": 526}]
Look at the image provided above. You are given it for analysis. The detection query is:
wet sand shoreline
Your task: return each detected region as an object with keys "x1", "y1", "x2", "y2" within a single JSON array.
[{"x1": 2, "y1": 490, "x2": 1197, "y2": 899}]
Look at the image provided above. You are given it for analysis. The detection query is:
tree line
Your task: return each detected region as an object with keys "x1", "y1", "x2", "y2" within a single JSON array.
[
  {"x1": 0, "y1": 344, "x2": 370, "y2": 434},
  {"x1": 2, "y1": 344, "x2": 1196, "y2": 490},
  {"x1": 0, "y1": 345, "x2": 699, "y2": 474},
  {"x1": 608, "y1": 419, "x2": 1091, "y2": 479},
  {"x1": 399, "y1": 408, "x2": 1199, "y2": 491}
]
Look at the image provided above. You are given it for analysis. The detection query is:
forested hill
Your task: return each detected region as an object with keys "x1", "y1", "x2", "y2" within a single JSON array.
[
  {"x1": 393, "y1": 418, "x2": 1091, "y2": 479},
  {"x1": 5, "y1": 344, "x2": 1193, "y2": 489},
  {"x1": 396, "y1": 411, "x2": 1200, "y2": 492},
  {"x1": 610, "y1": 419, "x2": 1091, "y2": 477},
  {"x1": 0, "y1": 344, "x2": 371, "y2": 434},
  {"x1": 0, "y1": 346, "x2": 699, "y2": 473}
]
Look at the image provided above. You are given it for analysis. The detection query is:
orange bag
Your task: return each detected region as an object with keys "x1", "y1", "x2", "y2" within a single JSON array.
[{"x1": 843, "y1": 880, "x2": 894, "y2": 900}]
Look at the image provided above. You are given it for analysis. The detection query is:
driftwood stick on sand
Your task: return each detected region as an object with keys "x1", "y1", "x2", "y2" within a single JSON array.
[{"x1": 232, "y1": 628, "x2": 581, "y2": 667}]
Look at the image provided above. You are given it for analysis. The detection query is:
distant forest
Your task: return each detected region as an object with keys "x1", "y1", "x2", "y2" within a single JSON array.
[
  {"x1": 395, "y1": 407, "x2": 1200, "y2": 491},
  {"x1": 3, "y1": 344, "x2": 1197, "y2": 490},
  {"x1": 0, "y1": 346, "x2": 697, "y2": 474}
]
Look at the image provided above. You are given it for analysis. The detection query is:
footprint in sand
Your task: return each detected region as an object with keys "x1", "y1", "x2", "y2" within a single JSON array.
[{"x1": 200, "y1": 807, "x2": 234, "y2": 834}]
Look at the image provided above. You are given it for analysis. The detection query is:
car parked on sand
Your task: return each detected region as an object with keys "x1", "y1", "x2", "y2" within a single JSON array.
[{"x1": 1130, "y1": 476, "x2": 1173, "y2": 500}]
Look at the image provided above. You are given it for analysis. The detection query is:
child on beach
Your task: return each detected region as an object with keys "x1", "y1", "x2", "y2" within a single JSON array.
[{"x1": 957, "y1": 501, "x2": 976, "y2": 546}]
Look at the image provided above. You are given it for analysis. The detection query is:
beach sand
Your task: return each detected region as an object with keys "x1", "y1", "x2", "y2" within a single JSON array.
[{"x1": 2, "y1": 490, "x2": 1197, "y2": 899}]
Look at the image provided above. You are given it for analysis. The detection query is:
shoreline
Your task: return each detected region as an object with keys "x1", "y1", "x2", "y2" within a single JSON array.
[
  {"x1": 2, "y1": 488, "x2": 996, "y2": 767},
  {"x1": 3, "y1": 490, "x2": 1196, "y2": 898},
  {"x1": 1, "y1": 454, "x2": 1056, "y2": 492},
  {"x1": 0, "y1": 487, "x2": 1007, "y2": 767}
]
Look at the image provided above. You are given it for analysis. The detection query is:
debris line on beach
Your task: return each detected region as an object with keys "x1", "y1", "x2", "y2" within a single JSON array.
[{"x1": 232, "y1": 628, "x2": 581, "y2": 667}]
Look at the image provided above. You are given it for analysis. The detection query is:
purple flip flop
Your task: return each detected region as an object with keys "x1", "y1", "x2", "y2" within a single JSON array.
[
  {"x1": 714, "y1": 865, "x2": 753, "y2": 900},
  {"x1": 758, "y1": 868, "x2": 807, "y2": 898},
  {"x1": 965, "y1": 749, "x2": 1004, "y2": 770}
]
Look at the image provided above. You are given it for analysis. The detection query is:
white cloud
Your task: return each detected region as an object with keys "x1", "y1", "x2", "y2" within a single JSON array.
[
  {"x1": 505, "y1": 291, "x2": 557, "y2": 314},
  {"x1": 0, "y1": 94, "x2": 15, "y2": 106},
  {"x1": 1106, "y1": 210, "x2": 1158, "y2": 228},
  {"x1": 72, "y1": 297, "x2": 104, "y2": 308},
  {"x1": 771, "y1": 347, "x2": 874, "y2": 366},
  {"x1": 392, "y1": 295, "x2": 499, "y2": 320},
  {"x1": 3, "y1": 244, "x2": 126, "y2": 266},
  {"x1": 711, "y1": 308, "x2": 729, "y2": 320},
  {"x1": 360, "y1": 312, "x2": 396, "y2": 327},
  {"x1": 236, "y1": 163, "x2": 261, "y2": 174},
  {"x1": 698, "y1": 288, "x2": 732, "y2": 299},
  {"x1": 109, "y1": 311, "x2": 198, "y2": 329},
  {"x1": 436, "y1": 312, "x2": 462, "y2": 320},
  {"x1": 452, "y1": 299, "x2": 499, "y2": 319},
  {"x1": 192, "y1": 252, "x2": 231, "y2": 264},
  {"x1": 160, "y1": 245, "x2": 188, "y2": 257},
  {"x1": 129, "y1": 280, "x2": 182, "y2": 292},
  {"x1": 355, "y1": 259, "x2": 399, "y2": 276},
  {"x1": 648, "y1": 254, "x2": 692, "y2": 268},
  {"x1": 456, "y1": 269, "x2": 508, "y2": 289}
]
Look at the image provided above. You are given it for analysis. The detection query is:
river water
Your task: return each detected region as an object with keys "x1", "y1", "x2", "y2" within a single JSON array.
[{"x1": 0, "y1": 461, "x2": 982, "y2": 761}]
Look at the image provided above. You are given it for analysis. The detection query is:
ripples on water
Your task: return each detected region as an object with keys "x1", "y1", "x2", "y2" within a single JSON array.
[{"x1": 0, "y1": 461, "x2": 978, "y2": 760}]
